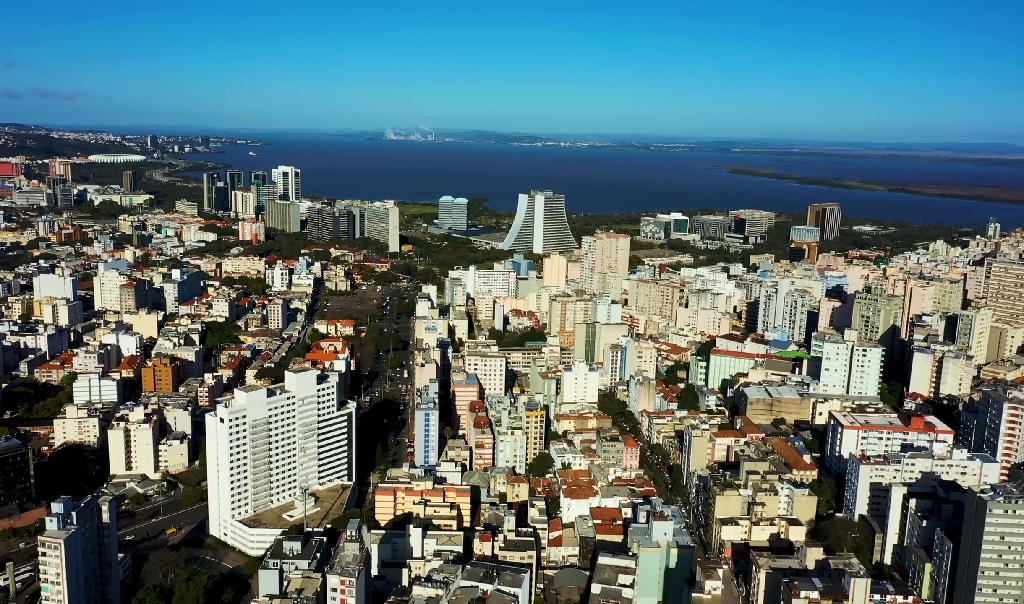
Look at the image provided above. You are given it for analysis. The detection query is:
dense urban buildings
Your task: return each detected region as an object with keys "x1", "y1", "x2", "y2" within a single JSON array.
[{"x1": 4, "y1": 132, "x2": 1024, "y2": 604}]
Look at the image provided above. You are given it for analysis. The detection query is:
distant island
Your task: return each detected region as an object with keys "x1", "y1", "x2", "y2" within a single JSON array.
[{"x1": 722, "y1": 166, "x2": 1024, "y2": 206}]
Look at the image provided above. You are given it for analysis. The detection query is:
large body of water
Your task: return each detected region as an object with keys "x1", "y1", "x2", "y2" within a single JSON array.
[{"x1": 185, "y1": 133, "x2": 1024, "y2": 227}]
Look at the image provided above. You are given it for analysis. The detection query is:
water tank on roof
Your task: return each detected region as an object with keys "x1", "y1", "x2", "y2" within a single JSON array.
[{"x1": 473, "y1": 416, "x2": 491, "y2": 430}]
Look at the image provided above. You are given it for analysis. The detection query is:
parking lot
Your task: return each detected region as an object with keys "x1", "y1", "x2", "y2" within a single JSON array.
[{"x1": 319, "y1": 286, "x2": 383, "y2": 321}]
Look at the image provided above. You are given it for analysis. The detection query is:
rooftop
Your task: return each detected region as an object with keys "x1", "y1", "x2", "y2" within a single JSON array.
[{"x1": 240, "y1": 484, "x2": 351, "y2": 530}]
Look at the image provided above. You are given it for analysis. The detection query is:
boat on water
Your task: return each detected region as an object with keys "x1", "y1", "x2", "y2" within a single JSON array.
[{"x1": 248, "y1": 151, "x2": 259, "y2": 156}]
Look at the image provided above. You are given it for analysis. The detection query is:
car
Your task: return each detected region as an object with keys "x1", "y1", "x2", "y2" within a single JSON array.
[
  {"x1": 124, "y1": 535, "x2": 136, "y2": 541},
  {"x1": 18, "y1": 542, "x2": 29, "y2": 549}
]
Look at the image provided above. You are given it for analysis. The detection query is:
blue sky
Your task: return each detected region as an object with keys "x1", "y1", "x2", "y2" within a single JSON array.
[{"x1": 2, "y1": 1, "x2": 1022, "y2": 142}]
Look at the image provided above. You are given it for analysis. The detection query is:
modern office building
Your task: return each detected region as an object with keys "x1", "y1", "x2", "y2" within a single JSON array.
[
  {"x1": 790, "y1": 225, "x2": 821, "y2": 242},
  {"x1": 985, "y1": 217, "x2": 1001, "y2": 240},
  {"x1": 639, "y1": 213, "x2": 690, "y2": 240},
  {"x1": 250, "y1": 170, "x2": 269, "y2": 186},
  {"x1": 691, "y1": 214, "x2": 730, "y2": 240},
  {"x1": 271, "y1": 165, "x2": 301, "y2": 202},
  {"x1": 121, "y1": 170, "x2": 135, "y2": 192},
  {"x1": 307, "y1": 203, "x2": 352, "y2": 241},
  {"x1": 266, "y1": 198, "x2": 302, "y2": 233},
  {"x1": 581, "y1": 231, "x2": 631, "y2": 297},
  {"x1": 225, "y1": 169, "x2": 244, "y2": 194},
  {"x1": 806, "y1": 203, "x2": 842, "y2": 240},
  {"x1": 37, "y1": 494, "x2": 121, "y2": 604},
  {"x1": 951, "y1": 483, "x2": 1024, "y2": 604},
  {"x1": 437, "y1": 195, "x2": 469, "y2": 231},
  {"x1": 205, "y1": 368, "x2": 357, "y2": 555},
  {"x1": 501, "y1": 189, "x2": 577, "y2": 253},
  {"x1": 202, "y1": 171, "x2": 220, "y2": 212},
  {"x1": 728, "y1": 209, "x2": 776, "y2": 236}
]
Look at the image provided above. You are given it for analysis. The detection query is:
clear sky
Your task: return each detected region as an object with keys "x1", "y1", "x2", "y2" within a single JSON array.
[{"x1": 3, "y1": 1, "x2": 1022, "y2": 142}]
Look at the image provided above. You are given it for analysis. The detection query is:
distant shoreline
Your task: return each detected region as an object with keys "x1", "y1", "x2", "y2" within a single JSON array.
[{"x1": 721, "y1": 166, "x2": 1024, "y2": 206}]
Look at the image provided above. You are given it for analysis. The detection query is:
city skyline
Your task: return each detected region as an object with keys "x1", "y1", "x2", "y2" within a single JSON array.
[{"x1": 1, "y1": 1, "x2": 1021, "y2": 142}]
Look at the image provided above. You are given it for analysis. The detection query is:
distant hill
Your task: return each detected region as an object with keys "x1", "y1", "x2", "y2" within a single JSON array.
[{"x1": 0, "y1": 130, "x2": 132, "y2": 158}]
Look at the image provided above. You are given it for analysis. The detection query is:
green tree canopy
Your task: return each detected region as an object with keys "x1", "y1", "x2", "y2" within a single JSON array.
[{"x1": 526, "y1": 452, "x2": 555, "y2": 477}]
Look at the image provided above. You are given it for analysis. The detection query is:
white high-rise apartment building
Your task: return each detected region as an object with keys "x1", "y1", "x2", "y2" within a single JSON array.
[
  {"x1": 93, "y1": 259, "x2": 130, "y2": 311},
  {"x1": 268, "y1": 298, "x2": 289, "y2": 330},
  {"x1": 848, "y1": 339, "x2": 884, "y2": 397},
  {"x1": 501, "y1": 190, "x2": 577, "y2": 253},
  {"x1": 107, "y1": 408, "x2": 160, "y2": 479},
  {"x1": 271, "y1": 165, "x2": 301, "y2": 202},
  {"x1": 364, "y1": 200, "x2": 400, "y2": 252},
  {"x1": 983, "y1": 258, "x2": 1024, "y2": 324},
  {"x1": 448, "y1": 265, "x2": 519, "y2": 299},
  {"x1": 952, "y1": 484, "x2": 1024, "y2": 604},
  {"x1": 231, "y1": 189, "x2": 258, "y2": 218},
  {"x1": 581, "y1": 231, "x2": 630, "y2": 297},
  {"x1": 464, "y1": 351, "x2": 508, "y2": 398},
  {"x1": 843, "y1": 448, "x2": 1001, "y2": 520},
  {"x1": 966, "y1": 385, "x2": 1024, "y2": 480},
  {"x1": 949, "y1": 307, "x2": 993, "y2": 364},
  {"x1": 266, "y1": 261, "x2": 291, "y2": 292},
  {"x1": 560, "y1": 361, "x2": 600, "y2": 405},
  {"x1": 810, "y1": 330, "x2": 852, "y2": 394},
  {"x1": 758, "y1": 279, "x2": 812, "y2": 341},
  {"x1": 38, "y1": 494, "x2": 121, "y2": 604},
  {"x1": 32, "y1": 273, "x2": 78, "y2": 301},
  {"x1": 438, "y1": 195, "x2": 468, "y2": 231},
  {"x1": 206, "y1": 368, "x2": 357, "y2": 555}
]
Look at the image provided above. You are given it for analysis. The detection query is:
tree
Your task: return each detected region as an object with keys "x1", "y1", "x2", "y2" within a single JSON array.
[
  {"x1": 662, "y1": 361, "x2": 686, "y2": 386},
  {"x1": 141, "y1": 549, "x2": 188, "y2": 590},
  {"x1": 771, "y1": 417, "x2": 788, "y2": 429},
  {"x1": 809, "y1": 478, "x2": 838, "y2": 517},
  {"x1": 526, "y1": 452, "x2": 555, "y2": 477},
  {"x1": 811, "y1": 516, "x2": 862, "y2": 556},
  {"x1": 680, "y1": 383, "x2": 700, "y2": 411},
  {"x1": 128, "y1": 492, "x2": 147, "y2": 508},
  {"x1": 171, "y1": 576, "x2": 207, "y2": 604},
  {"x1": 204, "y1": 321, "x2": 242, "y2": 352},
  {"x1": 132, "y1": 587, "x2": 163, "y2": 604}
]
